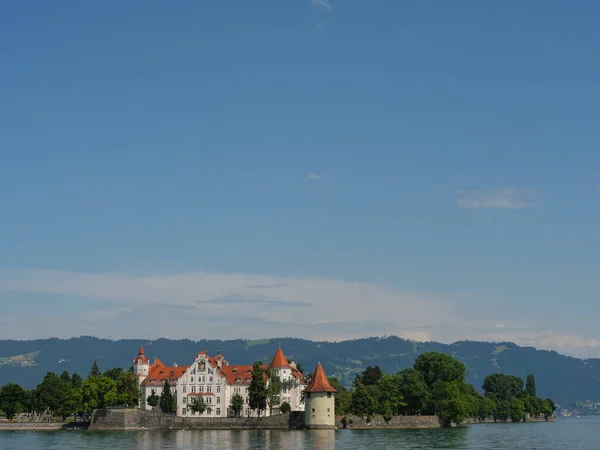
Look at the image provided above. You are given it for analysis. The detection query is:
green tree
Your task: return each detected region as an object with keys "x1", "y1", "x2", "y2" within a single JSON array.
[
  {"x1": 280, "y1": 401, "x2": 291, "y2": 413},
  {"x1": 482, "y1": 374, "x2": 524, "y2": 401},
  {"x1": 116, "y1": 372, "x2": 140, "y2": 407},
  {"x1": 90, "y1": 361, "x2": 101, "y2": 378},
  {"x1": 350, "y1": 376, "x2": 376, "y2": 420},
  {"x1": 525, "y1": 374, "x2": 537, "y2": 397},
  {"x1": 104, "y1": 367, "x2": 124, "y2": 381},
  {"x1": 60, "y1": 371, "x2": 71, "y2": 384},
  {"x1": 477, "y1": 396, "x2": 496, "y2": 421},
  {"x1": 189, "y1": 396, "x2": 207, "y2": 415},
  {"x1": 159, "y1": 380, "x2": 177, "y2": 414},
  {"x1": 71, "y1": 373, "x2": 83, "y2": 389},
  {"x1": 147, "y1": 390, "x2": 160, "y2": 409},
  {"x1": 34, "y1": 372, "x2": 72, "y2": 418},
  {"x1": 230, "y1": 393, "x2": 244, "y2": 417},
  {"x1": 361, "y1": 366, "x2": 383, "y2": 386},
  {"x1": 82, "y1": 376, "x2": 118, "y2": 411},
  {"x1": 0, "y1": 383, "x2": 28, "y2": 421},
  {"x1": 266, "y1": 369, "x2": 282, "y2": 415},
  {"x1": 397, "y1": 368, "x2": 430, "y2": 415},
  {"x1": 431, "y1": 381, "x2": 471, "y2": 426},
  {"x1": 509, "y1": 397, "x2": 525, "y2": 422},
  {"x1": 248, "y1": 362, "x2": 267, "y2": 417},
  {"x1": 328, "y1": 377, "x2": 351, "y2": 415},
  {"x1": 377, "y1": 374, "x2": 406, "y2": 415},
  {"x1": 296, "y1": 364, "x2": 304, "y2": 374},
  {"x1": 544, "y1": 398, "x2": 556, "y2": 414},
  {"x1": 414, "y1": 352, "x2": 466, "y2": 389},
  {"x1": 493, "y1": 398, "x2": 511, "y2": 422}
]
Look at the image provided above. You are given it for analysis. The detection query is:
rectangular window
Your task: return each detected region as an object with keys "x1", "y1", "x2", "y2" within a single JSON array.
[
  {"x1": 312, "y1": 408, "x2": 315, "y2": 413},
  {"x1": 217, "y1": 386, "x2": 221, "y2": 393},
  {"x1": 183, "y1": 386, "x2": 186, "y2": 393},
  {"x1": 209, "y1": 376, "x2": 213, "y2": 383},
  {"x1": 327, "y1": 408, "x2": 330, "y2": 412},
  {"x1": 200, "y1": 386, "x2": 204, "y2": 392},
  {"x1": 183, "y1": 397, "x2": 187, "y2": 404},
  {"x1": 190, "y1": 377, "x2": 194, "y2": 383},
  {"x1": 192, "y1": 386, "x2": 196, "y2": 393},
  {"x1": 207, "y1": 386, "x2": 212, "y2": 393},
  {"x1": 327, "y1": 392, "x2": 332, "y2": 398},
  {"x1": 182, "y1": 408, "x2": 186, "y2": 415},
  {"x1": 306, "y1": 393, "x2": 311, "y2": 399},
  {"x1": 216, "y1": 408, "x2": 220, "y2": 415},
  {"x1": 217, "y1": 397, "x2": 220, "y2": 404}
]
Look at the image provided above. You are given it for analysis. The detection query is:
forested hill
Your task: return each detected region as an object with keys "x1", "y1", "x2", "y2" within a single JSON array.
[{"x1": 0, "y1": 336, "x2": 597, "y2": 409}]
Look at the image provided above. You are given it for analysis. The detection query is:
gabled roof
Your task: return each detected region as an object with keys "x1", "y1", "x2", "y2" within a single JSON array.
[
  {"x1": 305, "y1": 363, "x2": 337, "y2": 393},
  {"x1": 270, "y1": 348, "x2": 291, "y2": 368},
  {"x1": 221, "y1": 365, "x2": 268, "y2": 385},
  {"x1": 141, "y1": 360, "x2": 188, "y2": 387}
]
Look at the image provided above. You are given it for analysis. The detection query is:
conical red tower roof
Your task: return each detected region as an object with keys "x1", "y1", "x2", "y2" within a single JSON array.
[
  {"x1": 139, "y1": 346, "x2": 145, "y2": 355},
  {"x1": 270, "y1": 347, "x2": 291, "y2": 368},
  {"x1": 305, "y1": 363, "x2": 337, "y2": 393}
]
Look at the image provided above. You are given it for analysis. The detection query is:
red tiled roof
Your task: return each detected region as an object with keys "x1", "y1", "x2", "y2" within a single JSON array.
[
  {"x1": 141, "y1": 360, "x2": 189, "y2": 387},
  {"x1": 305, "y1": 363, "x2": 337, "y2": 393},
  {"x1": 221, "y1": 365, "x2": 268, "y2": 385},
  {"x1": 133, "y1": 346, "x2": 150, "y2": 364},
  {"x1": 270, "y1": 348, "x2": 291, "y2": 368}
]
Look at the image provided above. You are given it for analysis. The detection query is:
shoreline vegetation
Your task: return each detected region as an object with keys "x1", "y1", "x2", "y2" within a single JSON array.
[{"x1": 1, "y1": 351, "x2": 556, "y2": 430}]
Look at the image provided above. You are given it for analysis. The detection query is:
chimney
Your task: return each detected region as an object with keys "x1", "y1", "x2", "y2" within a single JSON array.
[
  {"x1": 290, "y1": 361, "x2": 297, "y2": 370},
  {"x1": 174, "y1": 362, "x2": 178, "y2": 368}
]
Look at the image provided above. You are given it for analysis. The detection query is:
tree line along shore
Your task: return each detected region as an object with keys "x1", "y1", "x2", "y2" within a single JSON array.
[{"x1": 0, "y1": 351, "x2": 556, "y2": 426}]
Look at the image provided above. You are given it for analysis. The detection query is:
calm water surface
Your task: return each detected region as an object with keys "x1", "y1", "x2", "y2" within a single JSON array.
[{"x1": 1, "y1": 418, "x2": 597, "y2": 449}]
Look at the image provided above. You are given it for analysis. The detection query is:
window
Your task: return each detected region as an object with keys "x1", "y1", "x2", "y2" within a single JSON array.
[
  {"x1": 183, "y1": 397, "x2": 187, "y2": 404},
  {"x1": 207, "y1": 407, "x2": 212, "y2": 415},
  {"x1": 182, "y1": 408, "x2": 186, "y2": 415},
  {"x1": 183, "y1": 386, "x2": 186, "y2": 393},
  {"x1": 207, "y1": 397, "x2": 212, "y2": 404},
  {"x1": 312, "y1": 408, "x2": 315, "y2": 412},
  {"x1": 216, "y1": 408, "x2": 221, "y2": 415},
  {"x1": 209, "y1": 376, "x2": 213, "y2": 383},
  {"x1": 192, "y1": 386, "x2": 196, "y2": 393},
  {"x1": 217, "y1": 386, "x2": 221, "y2": 393},
  {"x1": 306, "y1": 393, "x2": 311, "y2": 399},
  {"x1": 199, "y1": 385, "x2": 204, "y2": 392},
  {"x1": 190, "y1": 377, "x2": 194, "y2": 383},
  {"x1": 245, "y1": 387, "x2": 249, "y2": 393},
  {"x1": 207, "y1": 386, "x2": 212, "y2": 393},
  {"x1": 327, "y1": 392, "x2": 332, "y2": 398},
  {"x1": 217, "y1": 397, "x2": 220, "y2": 404},
  {"x1": 327, "y1": 408, "x2": 330, "y2": 412}
]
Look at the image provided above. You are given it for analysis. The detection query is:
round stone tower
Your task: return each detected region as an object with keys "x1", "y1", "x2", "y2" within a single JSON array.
[{"x1": 304, "y1": 362, "x2": 337, "y2": 429}]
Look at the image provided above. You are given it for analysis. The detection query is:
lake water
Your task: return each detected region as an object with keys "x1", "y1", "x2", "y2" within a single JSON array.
[{"x1": 0, "y1": 418, "x2": 597, "y2": 449}]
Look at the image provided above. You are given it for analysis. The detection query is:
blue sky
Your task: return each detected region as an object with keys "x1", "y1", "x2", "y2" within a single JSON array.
[{"x1": 1, "y1": 1, "x2": 600, "y2": 357}]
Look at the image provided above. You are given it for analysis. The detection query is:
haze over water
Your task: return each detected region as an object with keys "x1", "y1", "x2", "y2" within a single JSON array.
[{"x1": 0, "y1": 418, "x2": 596, "y2": 450}]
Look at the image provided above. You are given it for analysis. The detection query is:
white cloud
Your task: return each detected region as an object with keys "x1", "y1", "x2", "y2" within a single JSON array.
[
  {"x1": 308, "y1": 172, "x2": 322, "y2": 180},
  {"x1": 311, "y1": 0, "x2": 333, "y2": 12},
  {"x1": 456, "y1": 187, "x2": 534, "y2": 209},
  {"x1": 1, "y1": 268, "x2": 599, "y2": 357}
]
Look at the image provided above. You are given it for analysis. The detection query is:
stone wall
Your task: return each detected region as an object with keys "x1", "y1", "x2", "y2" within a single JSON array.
[
  {"x1": 336, "y1": 414, "x2": 442, "y2": 429},
  {"x1": 89, "y1": 408, "x2": 305, "y2": 430},
  {"x1": 0, "y1": 422, "x2": 66, "y2": 430}
]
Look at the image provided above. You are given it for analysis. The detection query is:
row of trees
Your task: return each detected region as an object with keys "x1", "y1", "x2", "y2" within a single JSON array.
[
  {"x1": 0, "y1": 361, "x2": 140, "y2": 421},
  {"x1": 328, "y1": 352, "x2": 556, "y2": 425}
]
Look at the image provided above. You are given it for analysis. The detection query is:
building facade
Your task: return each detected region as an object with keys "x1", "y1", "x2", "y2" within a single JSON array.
[{"x1": 132, "y1": 346, "x2": 306, "y2": 418}]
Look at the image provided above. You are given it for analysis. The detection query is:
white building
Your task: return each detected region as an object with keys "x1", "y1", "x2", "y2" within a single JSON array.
[{"x1": 132, "y1": 346, "x2": 306, "y2": 418}]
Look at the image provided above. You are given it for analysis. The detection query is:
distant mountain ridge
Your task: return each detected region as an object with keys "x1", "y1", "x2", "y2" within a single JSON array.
[{"x1": 0, "y1": 336, "x2": 597, "y2": 409}]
